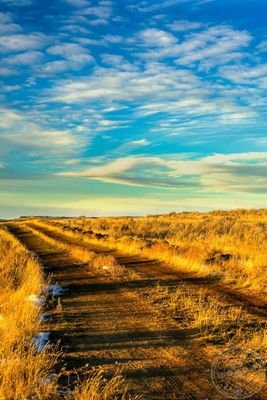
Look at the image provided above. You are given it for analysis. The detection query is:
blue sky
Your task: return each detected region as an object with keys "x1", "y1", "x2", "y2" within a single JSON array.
[{"x1": 0, "y1": 0, "x2": 267, "y2": 217}]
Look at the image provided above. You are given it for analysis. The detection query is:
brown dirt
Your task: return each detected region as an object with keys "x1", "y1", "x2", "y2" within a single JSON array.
[{"x1": 9, "y1": 223, "x2": 267, "y2": 400}]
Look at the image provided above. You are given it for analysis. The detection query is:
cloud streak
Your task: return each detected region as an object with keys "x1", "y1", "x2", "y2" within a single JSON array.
[
  {"x1": 1, "y1": 0, "x2": 267, "y2": 215},
  {"x1": 0, "y1": 107, "x2": 84, "y2": 160},
  {"x1": 58, "y1": 153, "x2": 267, "y2": 194},
  {"x1": 133, "y1": 0, "x2": 213, "y2": 13}
]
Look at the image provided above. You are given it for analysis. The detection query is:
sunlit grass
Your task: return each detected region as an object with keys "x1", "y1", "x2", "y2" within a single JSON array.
[
  {"x1": 0, "y1": 225, "x2": 136, "y2": 399},
  {"x1": 31, "y1": 209, "x2": 267, "y2": 301},
  {"x1": 0, "y1": 227, "x2": 59, "y2": 399}
]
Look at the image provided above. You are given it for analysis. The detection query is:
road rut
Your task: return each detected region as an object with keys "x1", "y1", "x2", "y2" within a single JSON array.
[{"x1": 9, "y1": 224, "x2": 262, "y2": 400}]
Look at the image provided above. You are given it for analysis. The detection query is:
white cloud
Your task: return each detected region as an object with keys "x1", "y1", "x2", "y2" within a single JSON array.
[
  {"x1": 46, "y1": 53, "x2": 257, "y2": 129},
  {"x1": 4, "y1": 50, "x2": 43, "y2": 65},
  {"x1": 60, "y1": 24, "x2": 91, "y2": 35},
  {"x1": 101, "y1": 54, "x2": 137, "y2": 71},
  {"x1": 58, "y1": 156, "x2": 179, "y2": 187},
  {"x1": 47, "y1": 43, "x2": 93, "y2": 65},
  {"x1": 168, "y1": 20, "x2": 202, "y2": 32},
  {"x1": 0, "y1": 22, "x2": 21, "y2": 35},
  {"x1": 138, "y1": 28, "x2": 177, "y2": 47},
  {"x1": 1, "y1": 0, "x2": 32, "y2": 5},
  {"x1": 0, "y1": 12, "x2": 12, "y2": 24},
  {"x1": 112, "y1": 138, "x2": 152, "y2": 153},
  {"x1": 82, "y1": 6, "x2": 112, "y2": 19},
  {"x1": 0, "y1": 66, "x2": 17, "y2": 76},
  {"x1": 257, "y1": 40, "x2": 267, "y2": 53},
  {"x1": 0, "y1": 33, "x2": 47, "y2": 53},
  {"x1": 40, "y1": 60, "x2": 70, "y2": 74},
  {"x1": 0, "y1": 107, "x2": 81, "y2": 156},
  {"x1": 42, "y1": 43, "x2": 94, "y2": 73},
  {"x1": 103, "y1": 34, "x2": 124, "y2": 44},
  {"x1": 129, "y1": 139, "x2": 151, "y2": 146},
  {"x1": 1, "y1": 84, "x2": 21, "y2": 91},
  {"x1": 134, "y1": 0, "x2": 209, "y2": 13},
  {"x1": 65, "y1": 0, "x2": 90, "y2": 6},
  {"x1": 87, "y1": 18, "x2": 109, "y2": 25},
  {"x1": 58, "y1": 152, "x2": 267, "y2": 194},
  {"x1": 47, "y1": 63, "x2": 201, "y2": 104},
  {"x1": 220, "y1": 64, "x2": 267, "y2": 84},
  {"x1": 203, "y1": 152, "x2": 267, "y2": 165},
  {"x1": 0, "y1": 13, "x2": 21, "y2": 35},
  {"x1": 138, "y1": 26, "x2": 251, "y2": 70}
]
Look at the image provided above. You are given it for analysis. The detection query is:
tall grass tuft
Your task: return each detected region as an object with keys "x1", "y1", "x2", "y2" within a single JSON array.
[{"x1": 0, "y1": 226, "x2": 59, "y2": 399}]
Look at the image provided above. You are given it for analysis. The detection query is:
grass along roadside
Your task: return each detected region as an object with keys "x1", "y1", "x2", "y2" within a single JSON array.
[
  {"x1": 24, "y1": 221, "x2": 267, "y2": 367},
  {"x1": 8, "y1": 221, "x2": 267, "y2": 399},
  {"x1": 3, "y1": 224, "x2": 140, "y2": 400},
  {"x1": 148, "y1": 283, "x2": 245, "y2": 333},
  {"x1": 0, "y1": 225, "x2": 59, "y2": 400},
  {"x1": 29, "y1": 218, "x2": 267, "y2": 305},
  {"x1": 23, "y1": 222, "x2": 266, "y2": 344},
  {"x1": 54, "y1": 211, "x2": 267, "y2": 299},
  {"x1": 26, "y1": 219, "x2": 211, "y2": 277},
  {"x1": 23, "y1": 223, "x2": 139, "y2": 281}
]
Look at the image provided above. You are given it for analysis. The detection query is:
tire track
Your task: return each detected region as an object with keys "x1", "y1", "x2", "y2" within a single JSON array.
[
  {"x1": 26, "y1": 221, "x2": 267, "y2": 318},
  {"x1": 9, "y1": 223, "x2": 227, "y2": 400}
]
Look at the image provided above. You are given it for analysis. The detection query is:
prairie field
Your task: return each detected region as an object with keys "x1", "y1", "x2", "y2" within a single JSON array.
[
  {"x1": 2, "y1": 0, "x2": 267, "y2": 398},
  {"x1": 0, "y1": 209, "x2": 266, "y2": 399}
]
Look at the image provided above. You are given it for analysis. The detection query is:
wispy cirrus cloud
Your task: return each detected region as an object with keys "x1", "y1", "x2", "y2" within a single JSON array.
[
  {"x1": 137, "y1": 28, "x2": 177, "y2": 47},
  {"x1": 220, "y1": 63, "x2": 267, "y2": 86},
  {"x1": 0, "y1": 17, "x2": 21, "y2": 34},
  {"x1": 58, "y1": 152, "x2": 267, "y2": 193},
  {"x1": 131, "y1": 0, "x2": 213, "y2": 13},
  {"x1": 0, "y1": 12, "x2": 12, "y2": 23},
  {"x1": 4, "y1": 50, "x2": 43, "y2": 65},
  {"x1": 168, "y1": 20, "x2": 203, "y2": 32},
  {"x1": 0, "y1": 0, "x2": 32, "y2": 5},
  {"x1": 1, "y1": 0, "x2": 267, "y2": 216},
  {"x1": 46, "y1": 54, "x2": 257, "y2": 131},
  {"x1": 82, "y1": 5, "x2": 112, "y2": 19},
  {"x1": 0, "y1": 33, "x2": 48, "y2": 53},
  {"x1": 47, "y1": 42, "x2": 94, "y2": 65},
  {"x1": 0, "y1": 107, "x2": 83, "y2": 160},
  {"x1": 257, "y1": 41, "x2": 267, "y2": 53},
  {"x1": 137, "y1": 25, "x2": 251, "y2": 69},
  {"x1": 65, "y1": 0, "x2": 90, "y2": 6}
]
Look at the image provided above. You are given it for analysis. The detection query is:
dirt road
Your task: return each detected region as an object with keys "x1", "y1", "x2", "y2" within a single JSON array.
[{"x1": 9, "y1": 224, "x2": 266, "y2": 399}]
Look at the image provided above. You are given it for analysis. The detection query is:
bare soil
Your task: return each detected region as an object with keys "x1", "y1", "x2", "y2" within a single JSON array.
[{"x1": 9, "y1": 223, "x2": 267, "y2": 400}]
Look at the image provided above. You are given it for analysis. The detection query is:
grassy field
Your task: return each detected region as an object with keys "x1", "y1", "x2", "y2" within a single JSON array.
[
  {"x1": 36, "y1": 209, "x2": 267, "y2": 302},
  {"x1": 0, "y1": 209, "x2": 266, "y2": 399},
  {"x1": 0, "y1": 224, "x2": 136, "y2": 400}
]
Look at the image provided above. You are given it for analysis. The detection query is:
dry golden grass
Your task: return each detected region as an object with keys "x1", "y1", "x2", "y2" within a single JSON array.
[
  {"x1": 0, "y1": 344, "x2": 60, "y2": 400},
  {"x1": 66, "y1": 368, "x2": 140, "y2": 400},
  {"x1": 0, "y1": 227, "x2": 42, "y2": 350},
  {"x1": 150, "y1": 283, "x2": 245, "y2": 334},
  {"x1": 0, "y1": 226, "x2": 59, "y2": 399},
  {"x1": 25, "y1": 224, "x2": 138, "y2": 281},
  {"x1": 33, "y1": 209, "x2": 267, "y2": 302},
  {"x1": 25, "y1": 213, "x2": 267, "y2": 367},
  {"x1": 7, "y1": 212, "x2": 267, "y2": 398},
  {"x1": 0, "y1": 225, "x2": 137, "y2": 399}
]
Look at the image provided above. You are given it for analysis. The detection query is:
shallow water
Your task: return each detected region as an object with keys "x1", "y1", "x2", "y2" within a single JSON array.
[
  {"x1": 34, "y1": 331, "x2": 50, "y2": 351},
  {"x1": 46, "y1": 284, "x2": 67, "y2": 296}
]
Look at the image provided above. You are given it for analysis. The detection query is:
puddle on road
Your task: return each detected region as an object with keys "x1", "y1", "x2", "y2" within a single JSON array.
[
  {"x1": 34, "y1": 331, "x2": 50, "y2": 351},
  {"x1": 34, "y1": 284, "x2": 68, "y2": 351},
  {"x1": 46, "y1": 284, "x2": 68, "y2": 297},
  {"x1": 39, "y1": 312, "x2": 51, "y2": 322}
]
